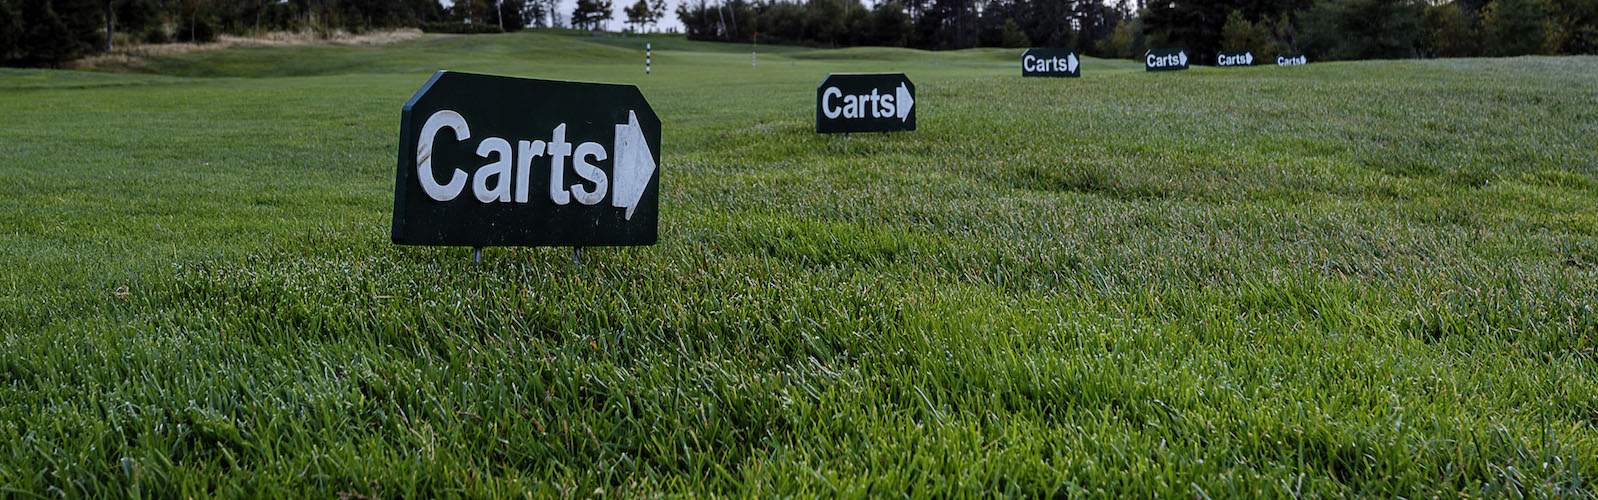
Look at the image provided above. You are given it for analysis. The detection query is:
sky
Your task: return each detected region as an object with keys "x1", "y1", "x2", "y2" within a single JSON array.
[
  {"x1": 441, "y1": 0, "x2": 687, "y2": 33},
  {"x1": 448, "y1": 0, "x2": 1125, "y2": 36}
]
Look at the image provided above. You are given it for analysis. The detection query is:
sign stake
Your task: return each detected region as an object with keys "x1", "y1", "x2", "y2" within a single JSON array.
[
  {"x1": 472, "y1": 246, "x2": 483, "y2": 265},
  {"x1": 572, "y1": 247, "x2": 582, "y2": 265}
]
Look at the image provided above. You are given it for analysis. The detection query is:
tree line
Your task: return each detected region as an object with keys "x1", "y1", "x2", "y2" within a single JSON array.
[
  {"x1": 3, "y1": 0, "x2": 1595, "y2": 68},
  {"x1": 0, "y1": 0, "x2": 617, "y2": 67},
  {"x1": 680, "y1": 0, "x2": 1598, "y2": 61}
]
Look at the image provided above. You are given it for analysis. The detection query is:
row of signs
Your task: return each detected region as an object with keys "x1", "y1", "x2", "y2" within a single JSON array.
[
  {"x1": 391, "y1": 71, "x2": 920, "y2": 250},
  {"x1": 391, "y1": 71, "x2": 916, "y2": 250},
  {"x1": 1020, "y1": 48, "x2": 1309, "y2": 75},
  {"x1": 1145, "y1": 48, "x2": 1308, "y2": 72},
  {"x1": 395, "y1": 47, "x2": 1311, "y2": 251},
  {"x1": 1219, "y1": 51, "x2": 1308, "y2": 67}
]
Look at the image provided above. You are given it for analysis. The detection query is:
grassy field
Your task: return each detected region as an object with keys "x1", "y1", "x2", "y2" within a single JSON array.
[{"x1": 2, "y1": 30, "x2": 1595, "y2": 497}]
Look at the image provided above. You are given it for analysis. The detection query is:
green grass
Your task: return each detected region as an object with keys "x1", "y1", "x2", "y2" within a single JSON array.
[{"x1": 2, "y1": 29, "x2": 1595, "y2": 497}]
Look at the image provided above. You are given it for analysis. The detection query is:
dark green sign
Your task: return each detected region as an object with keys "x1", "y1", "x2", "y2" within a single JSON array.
[
  {"x1": 1145, "y1": 48, "x2": 1189, "y2": 71},
  {"x1": 1022, "y1": 48, "x2": 1079, "y2": 77},
  {"x1": 391, "y1": 71, "x2": 661, "y2": 247},
  {"x1": 816, "y1": 73, "x2": 915, "y2": 134},
  {"x1": 1217, "y1": 51, "x2": 1254, "y2": 67},
  {"x1": 1277, "y1": 53, "x2": 1308, "y2": 66}
]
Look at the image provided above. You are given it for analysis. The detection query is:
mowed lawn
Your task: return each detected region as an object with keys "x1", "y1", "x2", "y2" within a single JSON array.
[{"x1": 1, "y1": 30, "x2": 1595, "y2": 496}]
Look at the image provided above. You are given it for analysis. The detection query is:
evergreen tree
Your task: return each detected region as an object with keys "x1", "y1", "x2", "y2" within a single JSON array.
[
  {"x1": 624, "y1": 0, "x2": 649, "y2": 31},
  {"x1": 571, "y1": 0, "x2": 611, "y2": 30},
  {"x1": 1481, "y1": 0, "x2": 1551, "y2": 55},
  {"x1": 23, "y1": 0, "x2": 85, "y2": 67},
  {"x1": 1096, "y1": 16, "x2": 1142, "y2": 58},
  {"x1": 805, "y1": 0, "x2": 847, "y2": 46},
  {"x1": 1220, "y1": 9, "x2": 1273, "y2": 57},
  {"x1": 998, "y1": 18, "x2": 1028, "y2": 47},
  {"x1": 1544, "y1": 0, "x2": 1598, "y2": 53},
  {"x1": 647, "y1": 0, "x2": 666, "y2": 31},
  {"x1": 1221, "y1": 10, "x2": 1253, "y2": 50},
  {"x1": 1301, "y1": 0, "x2": 1424, "y2": 60},
  {"x1": 0, "y1": 0, "x2": 22, "y2": 63},
  {"x1": 870, "y1": 1, "x2": 910, "y2": 46},
  {"x1": 1423, "y1": 2, "x2": 1480, "y2": 57}
]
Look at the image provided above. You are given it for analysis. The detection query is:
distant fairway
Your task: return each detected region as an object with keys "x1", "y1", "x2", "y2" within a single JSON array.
[{"x1": 2, "y1": 30, "x2": 1596, "y2": 496}]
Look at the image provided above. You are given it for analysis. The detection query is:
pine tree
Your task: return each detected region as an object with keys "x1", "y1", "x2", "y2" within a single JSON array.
[
  {"x1": 624, "y1": 0, "x2": 648, "y2": 31},
  {"x1": 998, "y1": 18, "x2": 1028, "y2": 48},
  {"x1": 1423, "y1": 2, "x2": 1480, "y2": 57},
  {"x1": 0, "y1": 0, "x2": 23, "y2": 63},
  {"x1": 1481, "y1": 0, "x2": 1551, "y2": 55},
  {"x1": 24, "y1": 0, "x2": 86, "y2": 67},
  {"x1": 648, "y1": 0, "x2": 666, "y2": 31},
  {"x1": 1221, "y1": 9, "x2": 1274, "y2": 57},
  {"x1": 571, "y1": 0, "x2": 611, "y2": 30}
]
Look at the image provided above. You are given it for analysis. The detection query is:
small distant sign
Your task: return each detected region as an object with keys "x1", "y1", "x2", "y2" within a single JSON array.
[
  {"x1": 392, "y1": 71, "x2": 661, "y2": 247},
  {"x1": 1217, "y1": 51, "x2": 1254, "y2": 67},
  {"x1": 816, "y1": 73, "x2": 915, "y2": 134},
  {"x1": 1022, "y1": 48, "x2": 1079, "y2": 77},
  {"x1": 1278, "y1": 53, "x2": 1308, "y2": 66},
  {"x1": 1146, "y1": 48, "x2": 1189, "y2": 71}
]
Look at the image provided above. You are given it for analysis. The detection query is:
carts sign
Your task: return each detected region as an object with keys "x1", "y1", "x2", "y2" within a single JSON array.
[
  {"x1": 392, "y1": 71, "x2": 661, "y2": 247},
  {"x1": 816, "y1": 73, "x2": 915, "y2": 133},
  {"x1": 1022, "y1": 48, "x2": 1079, "y2": 77},
  {"x1": 1217, "y1": 51, "x2": 1254, "y2": 67},
  {"x1": 1146, "y1": 48, "x2": 1188, "y2": 71},
  {"x1": 1278, "y1": 53, "x2": 1308, "y2": 66}
]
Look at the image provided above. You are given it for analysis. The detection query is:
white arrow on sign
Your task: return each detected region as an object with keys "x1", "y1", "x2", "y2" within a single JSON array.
[
  {"x1": 1244, "y1": 52, "x2": 1253, "y2": 65},
  {"x1": 1067, "y1": 53, "x2": 1079, "y2": 73},
  {"x1": 896, "y1": 83, "x2": 914, "y2": 122},
  {"x1": 1178, "y1": 51, "x2": 1188, "y2": 66},
  {"x1": 611, "y1": 110, "x2": 654, "y2": 220}
]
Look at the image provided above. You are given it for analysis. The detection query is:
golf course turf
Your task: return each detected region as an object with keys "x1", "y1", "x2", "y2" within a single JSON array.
[{"x1": 1, "y1": 30, "x2": 1595, "y2": 496}]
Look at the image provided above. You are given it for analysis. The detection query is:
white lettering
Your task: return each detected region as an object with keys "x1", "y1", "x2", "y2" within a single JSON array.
[
  {"x1": 1149, "y1": 54, "x2": 1184, "y2": 67},
  {"x1": 416, "y1": 110, "x2": 470, "y2": 202},
  {"x1": 472, "y1": 137, "x2": 512, "y2": 203},
  {"x1": 821, "y1": 83, "x2": 914, "y2": 122},
  {"x1": 570, "y1": 142, "x2": 609, "y2": 205},
  {"x1": 1025, "y1": 55, "x2": 1078, "y2": 73},
  {"x1": 412, "y1": 114, "x2": 646, "y2": 208},
  {"x1": 547, "y1": 124, "x2": 572, "y2": 206},
  {"x1": 823, "y1": 87, "x2": 843, "y2": 119},
  {"x1": 515, "y1": 140, "x2": 545, "y2": 203}
]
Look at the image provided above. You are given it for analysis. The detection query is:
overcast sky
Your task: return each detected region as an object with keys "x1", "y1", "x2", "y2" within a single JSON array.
[
  {"x1": 447, "y1": 0, "x2": 1125, "y2": 36},
  {"x1": 442, "y1": 0, "x2": 687, "y2": 33}
]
